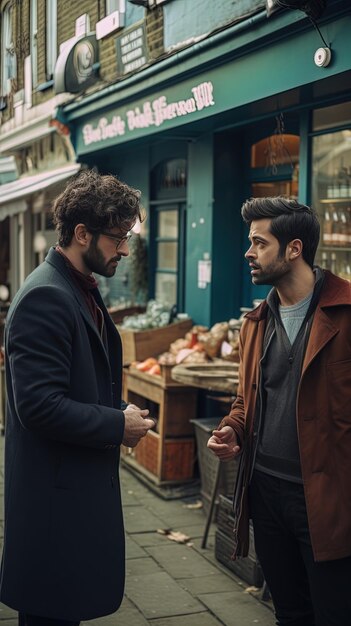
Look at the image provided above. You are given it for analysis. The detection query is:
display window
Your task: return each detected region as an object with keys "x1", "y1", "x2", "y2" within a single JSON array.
[
  {"x1": 312, "y1": 102, "x2": 351, "y2": 280},
  {"x1": 250, "y1": 125, "x2": 300, "y2": 199}
]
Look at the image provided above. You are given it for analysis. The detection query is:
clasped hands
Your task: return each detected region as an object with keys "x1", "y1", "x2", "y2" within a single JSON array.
[
  {"x1": 122, "y1": 403, "x2": 156, "y2": 448},
  {"x1": 207, "y1": 425, "x2": 241, "y2": 461}
]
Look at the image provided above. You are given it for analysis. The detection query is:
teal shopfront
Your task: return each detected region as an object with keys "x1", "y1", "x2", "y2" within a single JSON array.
[{"x1": 61, "y1": 0, "x2": 351, "y2": 326}]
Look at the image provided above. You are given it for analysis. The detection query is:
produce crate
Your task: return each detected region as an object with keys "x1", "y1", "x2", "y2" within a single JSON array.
[
  {"x1": 133, "y1": 430, "x2": 195, "y2": 483},
  {"x1": 108, "y1": 305, "x2": 146, "y2": 324},
  {"x1": 124, "y1": 367, "x2": 198, "y2": 437},
  {"x1": 215, "y1": 495, "x2": 264, "y2": 587},
  {"x1": 191, "y1": 417, "x2": 238, "y2": 519},
  {"x1": 118, "y1": 318, "x2": 193, "y2": 365}
]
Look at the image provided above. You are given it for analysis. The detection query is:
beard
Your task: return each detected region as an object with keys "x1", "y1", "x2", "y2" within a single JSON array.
[
  {"x1": 251, "y1": 256, "x2": 290, "y2": 286},
  {"x1": 83, "y1": 240, "x2": 120, "y2": 278}
]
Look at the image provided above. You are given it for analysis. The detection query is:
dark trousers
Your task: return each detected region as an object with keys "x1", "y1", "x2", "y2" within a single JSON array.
[
  {"x1": 19, "y1": 615, "x2": 80, "y2": 626},
  {"x1": 249, "y1": 470, "x2": 351, "y2": 626}
]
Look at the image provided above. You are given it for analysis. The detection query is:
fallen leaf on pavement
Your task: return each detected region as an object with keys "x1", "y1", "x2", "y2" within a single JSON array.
[
  {"x1": 183, "y1": 501, "x2": 203, "y2": 509},
  {"x1": 156, "y1": 529, "x2": 191, "y2": 543}
]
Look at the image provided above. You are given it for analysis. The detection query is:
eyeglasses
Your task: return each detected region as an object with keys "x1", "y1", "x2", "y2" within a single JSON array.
[{"x1": 99, "y1": 231, "x2": 132, "y2": 249}]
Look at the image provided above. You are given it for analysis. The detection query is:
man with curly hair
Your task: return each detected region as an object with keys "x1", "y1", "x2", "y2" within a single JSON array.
[{"x1": 0, "y1": 169, "x2": 155, "y2": 625}]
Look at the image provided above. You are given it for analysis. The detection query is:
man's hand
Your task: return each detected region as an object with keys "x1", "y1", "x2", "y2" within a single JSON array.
[
  {"x1": 207, "y1": 425, "x2": 241, "y2": 460},
  {"x1": 122, "y1": 404, "x2": 155, "y2": 448}
]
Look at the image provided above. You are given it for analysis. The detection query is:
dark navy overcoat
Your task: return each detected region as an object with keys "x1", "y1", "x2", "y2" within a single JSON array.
[{"x1": 0, "y1": 247, "x2": 126, "y2": 621}]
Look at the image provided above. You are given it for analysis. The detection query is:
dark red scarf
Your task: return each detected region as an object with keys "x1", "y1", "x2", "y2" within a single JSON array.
[{"x1": 56, "y1": 247, "x2": 103, "y2": 333}]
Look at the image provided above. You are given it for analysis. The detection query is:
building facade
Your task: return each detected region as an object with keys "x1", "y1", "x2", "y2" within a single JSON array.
[{"x1": 1, "y1": 0, "x2": 350, "y2": 325}]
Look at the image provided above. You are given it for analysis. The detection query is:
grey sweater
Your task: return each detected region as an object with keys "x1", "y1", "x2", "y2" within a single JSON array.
[{"x1": 255, "y1": 268, "x2": 325, "y2": 483}]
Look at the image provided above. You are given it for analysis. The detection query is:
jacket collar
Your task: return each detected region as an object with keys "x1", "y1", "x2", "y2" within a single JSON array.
[
  {"x1": 245, "y1": 300, "x2": 268, "y2": 322},
  {"x1": 318, "y1": 270, "x2": 351, "y2": 308},
  {"x1": 45, "y1": 247, "x2": 87, "y2": 306},
  {"x1": 45, "y1": 247, "x2": 109, "y2": 355}
]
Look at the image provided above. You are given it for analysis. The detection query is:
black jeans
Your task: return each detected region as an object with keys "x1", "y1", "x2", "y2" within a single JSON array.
[
  {"x1": 249, "y1": 470, "x2": 351, "y2": 626},
  {"x1": 19, "y1": 615, "x2": 80, "y2": 626}
]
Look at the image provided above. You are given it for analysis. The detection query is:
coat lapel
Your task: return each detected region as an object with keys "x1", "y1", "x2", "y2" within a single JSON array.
[
  {"x1": 303, "y1": 270, "x2": 351, "y2": 373},
  {"x1": 45, "y1": 248, "x2": 112, "y2": 370},
  {"x1": 302, "y1": 307, "x2": 339, "y2": 374}
]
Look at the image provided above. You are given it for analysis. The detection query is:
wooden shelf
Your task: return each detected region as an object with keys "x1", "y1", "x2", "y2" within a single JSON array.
[
  {"x1": 319, "y1": 246, "x2": 351, "y2": 252},
  {"x1": 320, "y1": 198, "x2": 351, "y2": 203},
  {"x1": 123, "y1": 366, "x2": 198, "y2": 483}
]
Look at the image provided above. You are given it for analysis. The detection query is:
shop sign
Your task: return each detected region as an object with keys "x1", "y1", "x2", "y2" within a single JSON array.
[
  {"x1": 81, "y1": 81, "x2": 215, "y2": 147},
  {"x1": 116, "y1": 22, "x2": 148, "y2": 75}
]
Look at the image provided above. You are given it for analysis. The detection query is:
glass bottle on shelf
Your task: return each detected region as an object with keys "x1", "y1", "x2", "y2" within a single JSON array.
[
  {"x1": 340, "y1": 167, "x2": 349, "y2": 198},
  {"x1": 321, "y1": 251, "x2": 329, "y2": 269},
  {"x1": 331, "y1": 208, "x2": 341, "y2": 246},
  {"x1": 339, "y1": 208, "x2": 348, "y2": 246},
  {"x1": 346, "y1": 207, "x2": 351, "y2": 246},
  {"x1": 330, "y1": 252, "x2": 338, "y2": 274},
  {"x1": 323, "y1": 207, "x2": 333, "y2": 246},
  {"x1": 339, "y1": 259, "x2": 351, "y2": 282}
]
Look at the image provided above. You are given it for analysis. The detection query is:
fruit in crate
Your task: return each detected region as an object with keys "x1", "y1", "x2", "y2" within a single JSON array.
[
  {"x1": 157, "y1": 352, "x2": 176, "y2": 365},
  {"x1": 197, "y1": 322, "x2": 229, "y2": 359},
  {"x1": 148, "y1": 363, "x2": 161, "y2": 376},
  {"x1": 131, "y1": 357, "x2": 161, "y2": 376},
  {"x1": 135, "y1": 357, "x2": 158, "y2": 371}
]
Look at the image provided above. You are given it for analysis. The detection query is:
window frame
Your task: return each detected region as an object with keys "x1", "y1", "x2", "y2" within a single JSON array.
[
  {"x1": 30, "y1": 0, "x2": 38, "y2": 88},
  {"x1": 46, "y1": 0, "x2": 57, "y2": 80},
  {"x1": 1, "y1": 2, "x2": 16, "y2": 96},
  {"x1": 106, "y1": 0, "x2": 124, "y2": 14}
]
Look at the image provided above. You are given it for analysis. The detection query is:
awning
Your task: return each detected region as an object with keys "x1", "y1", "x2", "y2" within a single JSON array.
[{"x1": 0, "y1": 163, "x2": 81, "y2": 221}]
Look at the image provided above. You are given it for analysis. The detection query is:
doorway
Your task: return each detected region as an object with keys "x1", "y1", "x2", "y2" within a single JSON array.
[{"x1": 150, "y1": 158, "x2": 187, "y2": 310}]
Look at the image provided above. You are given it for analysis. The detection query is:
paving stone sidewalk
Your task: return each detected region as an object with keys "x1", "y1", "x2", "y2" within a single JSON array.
[{"x1": 0, "y1": 437, "x2": 274, "y2": 626}]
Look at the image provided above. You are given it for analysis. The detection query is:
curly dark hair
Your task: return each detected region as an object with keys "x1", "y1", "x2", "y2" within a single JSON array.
[
  {"x1": 241, "y1": 196, "x2": 320, "y2": 268},
  {"x1": 52, "y1": 169, "x2": 145, "y2": 247}
]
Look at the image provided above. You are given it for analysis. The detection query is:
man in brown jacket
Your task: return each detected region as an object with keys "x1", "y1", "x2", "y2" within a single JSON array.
[{"x1": 208, "y1": 197, "x2": 351, "y2": 626}]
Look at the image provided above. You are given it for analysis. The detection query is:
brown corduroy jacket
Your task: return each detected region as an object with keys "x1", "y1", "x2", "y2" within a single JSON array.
[{"x1": 220, "y1": 270, "x2": 351, "y2": 562}]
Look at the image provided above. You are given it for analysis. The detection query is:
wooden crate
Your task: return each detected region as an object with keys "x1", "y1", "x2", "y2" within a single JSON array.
[
  {"x1": 124, "y1": 367, "x2": 197, "y2": 437},
  {"x1": 191, "y1": 418, "x2": 238, "y2": 519},
  {"x1": 108, "y1": 305, "x2": 146, "y2": 325},
  {"x1": 215, "y1": 494, "x2": 264, "y2": 587},
  {"x1": 118, "y1": 318, "x2": 192, "y2": 364},
  {"x1": 134, "y1": 430, "x2": 195, "y2": 482},
  {"x1": 215, "y1": 529, "x2": 264, "y2": 587}
]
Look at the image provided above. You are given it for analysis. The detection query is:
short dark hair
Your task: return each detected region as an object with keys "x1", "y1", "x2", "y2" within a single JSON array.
[
  {"x1": 52, "y1": 169, "x2": 145, "y2": 247},
  {"x1": 241, "y1": 196, "x2": 320, "y2": 268}
]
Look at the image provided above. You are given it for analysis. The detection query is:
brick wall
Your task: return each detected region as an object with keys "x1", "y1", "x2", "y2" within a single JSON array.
[
  {"x1": 146, "y1": 6, "x2": 164, "y2": 61},
  {"x1": 0, "y1": 0, "x2": 166, "y2": 124}
]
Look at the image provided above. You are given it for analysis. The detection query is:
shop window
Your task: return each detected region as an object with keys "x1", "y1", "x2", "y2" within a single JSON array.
[
  {"x1": 250, "y1": 127, "x2": 300, "y2": 199},
  {"x1": 313, "y1": 102, "x2": 351, "y2": 133},
  {"x1": 150, "y1": 158, "x2": 187, "y2": 309},
  {"x1": 153, "y1": 158, "x2": 187, "y2": 194},
  {"x1": 312, "y1": 122, "x2": 351, "y2": 280},
  {"x1": 251, "y1": 133, "x2": 299, "y2": 170},
  {"x1": 1, "y1": 3, "x2": 16, "y2": 96}
]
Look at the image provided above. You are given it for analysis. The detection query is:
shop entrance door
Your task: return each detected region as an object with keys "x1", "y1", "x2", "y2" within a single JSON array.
[
  {"x1": 150, "y1": 158, "x2": 187, "y2": 311},
  {"x1": 149, "y1": 198, "x2": 186, "y2": 311}
]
